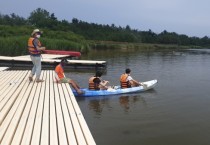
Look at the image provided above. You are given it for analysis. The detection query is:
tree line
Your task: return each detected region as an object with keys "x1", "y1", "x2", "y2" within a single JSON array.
[{"x1": 0, "y1": 8, "x2": 210, "y2": 49}]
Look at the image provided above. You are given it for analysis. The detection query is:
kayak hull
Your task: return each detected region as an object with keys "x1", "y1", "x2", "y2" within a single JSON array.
[
  {"x1": 43, "y1": 50, "x2": 81, "y2": 57},
  {"x1": 73, "y1": 80, "x2": 157, "y2": 97}
]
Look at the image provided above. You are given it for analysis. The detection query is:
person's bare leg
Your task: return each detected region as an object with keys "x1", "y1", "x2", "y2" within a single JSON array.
[
  {"x1": 74, "y1": 81, "x2": 81, "y2": 89},
  {"x1": 69, "y1": 80, "x2": 83, "y2": 94}
]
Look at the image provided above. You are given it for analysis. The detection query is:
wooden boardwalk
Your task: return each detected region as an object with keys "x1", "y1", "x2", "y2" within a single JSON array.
[{"x1": 0, "y1": 70, "x2": 96, "y2": 145}]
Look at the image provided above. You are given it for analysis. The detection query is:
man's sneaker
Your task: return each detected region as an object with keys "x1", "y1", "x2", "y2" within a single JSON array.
[{"x1": 29, "y1": 76, "x2": 33, "y2": 82}]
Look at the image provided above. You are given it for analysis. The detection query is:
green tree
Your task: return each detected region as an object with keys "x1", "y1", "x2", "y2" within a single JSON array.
[
  {"x1": 0, "y1": 13, "x2": 26, "y2": 26},
  {"x1": 28, "y1": 8, "x2": 58, "y2": 29}
]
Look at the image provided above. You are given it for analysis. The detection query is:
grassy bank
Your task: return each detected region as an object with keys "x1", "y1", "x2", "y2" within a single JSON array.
[
  {"x1": 0, "y1": 25, "x2": 90, "y2": 56},
  {"x1": 88, "y1": 40, "x2": 198, "y2": 51},
  {"x1": 0, "y1": 37, "x2": 202, "y2": 56},
  {"x1": 0, "y1": 36, "x2": 89, "y2": 56},
  {"x1": 0, "y1": 25, "x2": 203, "y2": 56}
]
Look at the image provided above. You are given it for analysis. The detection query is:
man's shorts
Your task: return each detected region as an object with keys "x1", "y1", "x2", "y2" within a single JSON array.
[{"x1": 60, "y1": 77, "x2": 71, "y2": 83}]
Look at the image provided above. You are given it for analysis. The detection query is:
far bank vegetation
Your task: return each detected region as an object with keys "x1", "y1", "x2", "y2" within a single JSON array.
[{"x1": 0, "y1": 8, "x2": 209, "y2": 56}]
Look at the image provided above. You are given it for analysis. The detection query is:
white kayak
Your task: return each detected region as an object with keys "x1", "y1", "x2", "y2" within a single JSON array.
[{"x1": 73, "y1": 79, "x2": 158, "y2": 97}]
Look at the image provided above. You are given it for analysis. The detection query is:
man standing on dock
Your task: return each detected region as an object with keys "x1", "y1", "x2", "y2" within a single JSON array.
[{"x1": 28, "y1": 29, "x2": 46, "y2": 82}]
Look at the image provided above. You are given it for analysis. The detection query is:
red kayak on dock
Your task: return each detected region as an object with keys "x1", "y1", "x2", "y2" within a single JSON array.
[{"x1": 43, "y1": 50, "x2": 81, "y2": 57}]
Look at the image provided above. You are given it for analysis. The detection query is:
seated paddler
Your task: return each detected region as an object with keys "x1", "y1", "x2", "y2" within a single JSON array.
[
  {"x1": 120, "y1": 68, "x2": 146, "y2": 89},
  {"x1": 89, "y1": 71, "x2": 110, "y2": 90}
]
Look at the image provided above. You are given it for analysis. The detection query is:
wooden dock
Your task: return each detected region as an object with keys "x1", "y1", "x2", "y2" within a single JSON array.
[
  {"x1": 0, "y1": 67, "x2": 9, "y2": 71},
  {"x1": 0, "y1": 70, "x2": 96, "y2": 145},
  {"x1": 0, "y1": 55, "x2": 106, "y2": 70}
]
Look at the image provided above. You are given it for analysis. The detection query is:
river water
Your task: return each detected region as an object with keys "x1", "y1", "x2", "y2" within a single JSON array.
[{"x1": 65, "y1": 48, "x2": 210, "y2": 145}]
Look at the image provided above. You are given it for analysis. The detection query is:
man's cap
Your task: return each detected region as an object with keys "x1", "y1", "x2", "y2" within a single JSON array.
[{"x1": 31, "y1": 29, "x2": 43, "y2": 36}]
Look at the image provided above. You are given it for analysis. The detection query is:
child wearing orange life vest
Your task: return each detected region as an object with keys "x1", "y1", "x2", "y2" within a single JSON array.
[
  {"x1": 55, "y1": 59, "x2": 83, "y2": 95},
  {"x1": 120, "y1": 68, "x2": 143, "y2": 88},
  {"x1": 89, "y1": 71, "x2": 109, "y2": 90}
]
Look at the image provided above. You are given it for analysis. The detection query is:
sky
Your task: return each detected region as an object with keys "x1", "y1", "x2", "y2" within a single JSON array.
[{"x1": 0, "y1": 0, "x2": 210, "y2": 38}]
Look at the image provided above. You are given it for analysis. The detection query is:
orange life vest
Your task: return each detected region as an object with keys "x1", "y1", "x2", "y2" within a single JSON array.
[
  {"x1": 120, "y1": 73, "x2": 131, "y2": 88},
  {"x1": 55, "y1": 64, "x2": 64, "y2": 79},
  {"x1": 28, "y1": 37, "x2": 41, "y2": 55},
  {"x1": 89, "y1": 76, "x2": 100, "y2": 90}
]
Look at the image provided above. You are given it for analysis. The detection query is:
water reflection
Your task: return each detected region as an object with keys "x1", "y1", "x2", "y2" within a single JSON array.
[
  {"x1": 84, "y1": 93, "x2": 150, "y2": 115},
  {"x1": 119, "y1": 95, "x2": 146, "y2": 112},
  {"x1": 119, "y1": 96, "x2": 130, "y2": 111},
  {"x1": 76, "y1": 89, "x2": 158, "y2": 116},
  {"x1": 88, "y1": 97, "x2": 111, "y2": 115}
]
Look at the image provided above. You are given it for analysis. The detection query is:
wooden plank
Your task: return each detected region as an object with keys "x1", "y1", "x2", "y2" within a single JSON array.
[
  {"x1": 0, "y1": 71, "x2": 26, "y2": 111},
  {"x1": 62, "y1": 84, "x2": 87, "y2": 145},
  {"x1": 0, "y1": 71, "x2": 17, "y2": 99},
  {"x1": 0, "y1": 71, "x2": 26, "y2": 109},
  {"x1": 0, "y1": 71, "x2": 20, "y2": 97},
  {"x1": 42, "y1": 54, "x2": 69, "y2": 59},
  {"x1": 0, "y1": 71, "x2": 34, "y2": 145},
  {"x1": 10, "y1": 79, "x2": 38, "y2": 145},
  {"x1": 65, "y1": 83, "x2": 96, "y2": 145},
  {"x1": 14, "y1": 54, "x2": 69, "y2": 59},
  {"x1": 0, "y1": 71, "x2": 15, "y2": 87},
  {"x1": 0, "y1": 71, "x2": 27, "y2": 124},
  {"x1": 0, "y1": 71, "x2": 21, "y2": 94},
  {"x1": 49, "y1": 70, "x2": 59, "y2": 145},
  {"x1": 40, "y1": 70, "x2": 50, "y2": 145},
  {"x1": 0, "y1": 71, "x2": 21, "y2": 93},
  {"x1": 0, "y1": 67, "x2": 9, "y2": 71},
  {"x1": 11, "y1": 72, "x2": 44, "y2": 145},
  {"x1": 0, "y1": 56, "x2": 13, "y2": 60},
  {"x1": 2, "y1": 80, "x2": 33, "y2": 144},
  {"x1": 68, "y1": 59, "x2": 106, "y2": 64},
  {"x1": 0, "y1": 71, "x2": 29, "y2": 126},
  {"x1": 53, "y1": 76, "x2": 68, "y2": 145},
  {"x1": 59, "y1": 83, "x2": 79, "y2": 145},
  {"x1": 30, "y1": 71, "x2": 47, "y2": 145},
  {"x1": 0, "y1": 55, "x2": 106, "y2": 64}
]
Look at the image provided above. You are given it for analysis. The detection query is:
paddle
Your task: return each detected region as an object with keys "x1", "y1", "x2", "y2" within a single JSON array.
[{"x1": 140, "y1": 82, "x2": 148, "y2": 89}]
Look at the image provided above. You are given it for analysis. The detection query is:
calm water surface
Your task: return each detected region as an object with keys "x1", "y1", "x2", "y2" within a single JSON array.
[{"x1": 65, "y1": 49, "x2": 210, "y2": 145}]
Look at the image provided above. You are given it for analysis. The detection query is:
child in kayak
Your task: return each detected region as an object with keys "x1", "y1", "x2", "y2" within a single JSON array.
[
  {"x1": 120, "y1": 68, "x2": 147, "y2": 89},
  {"x1": 89, "y1": 71, "x2": 110, "y2": 90}
]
